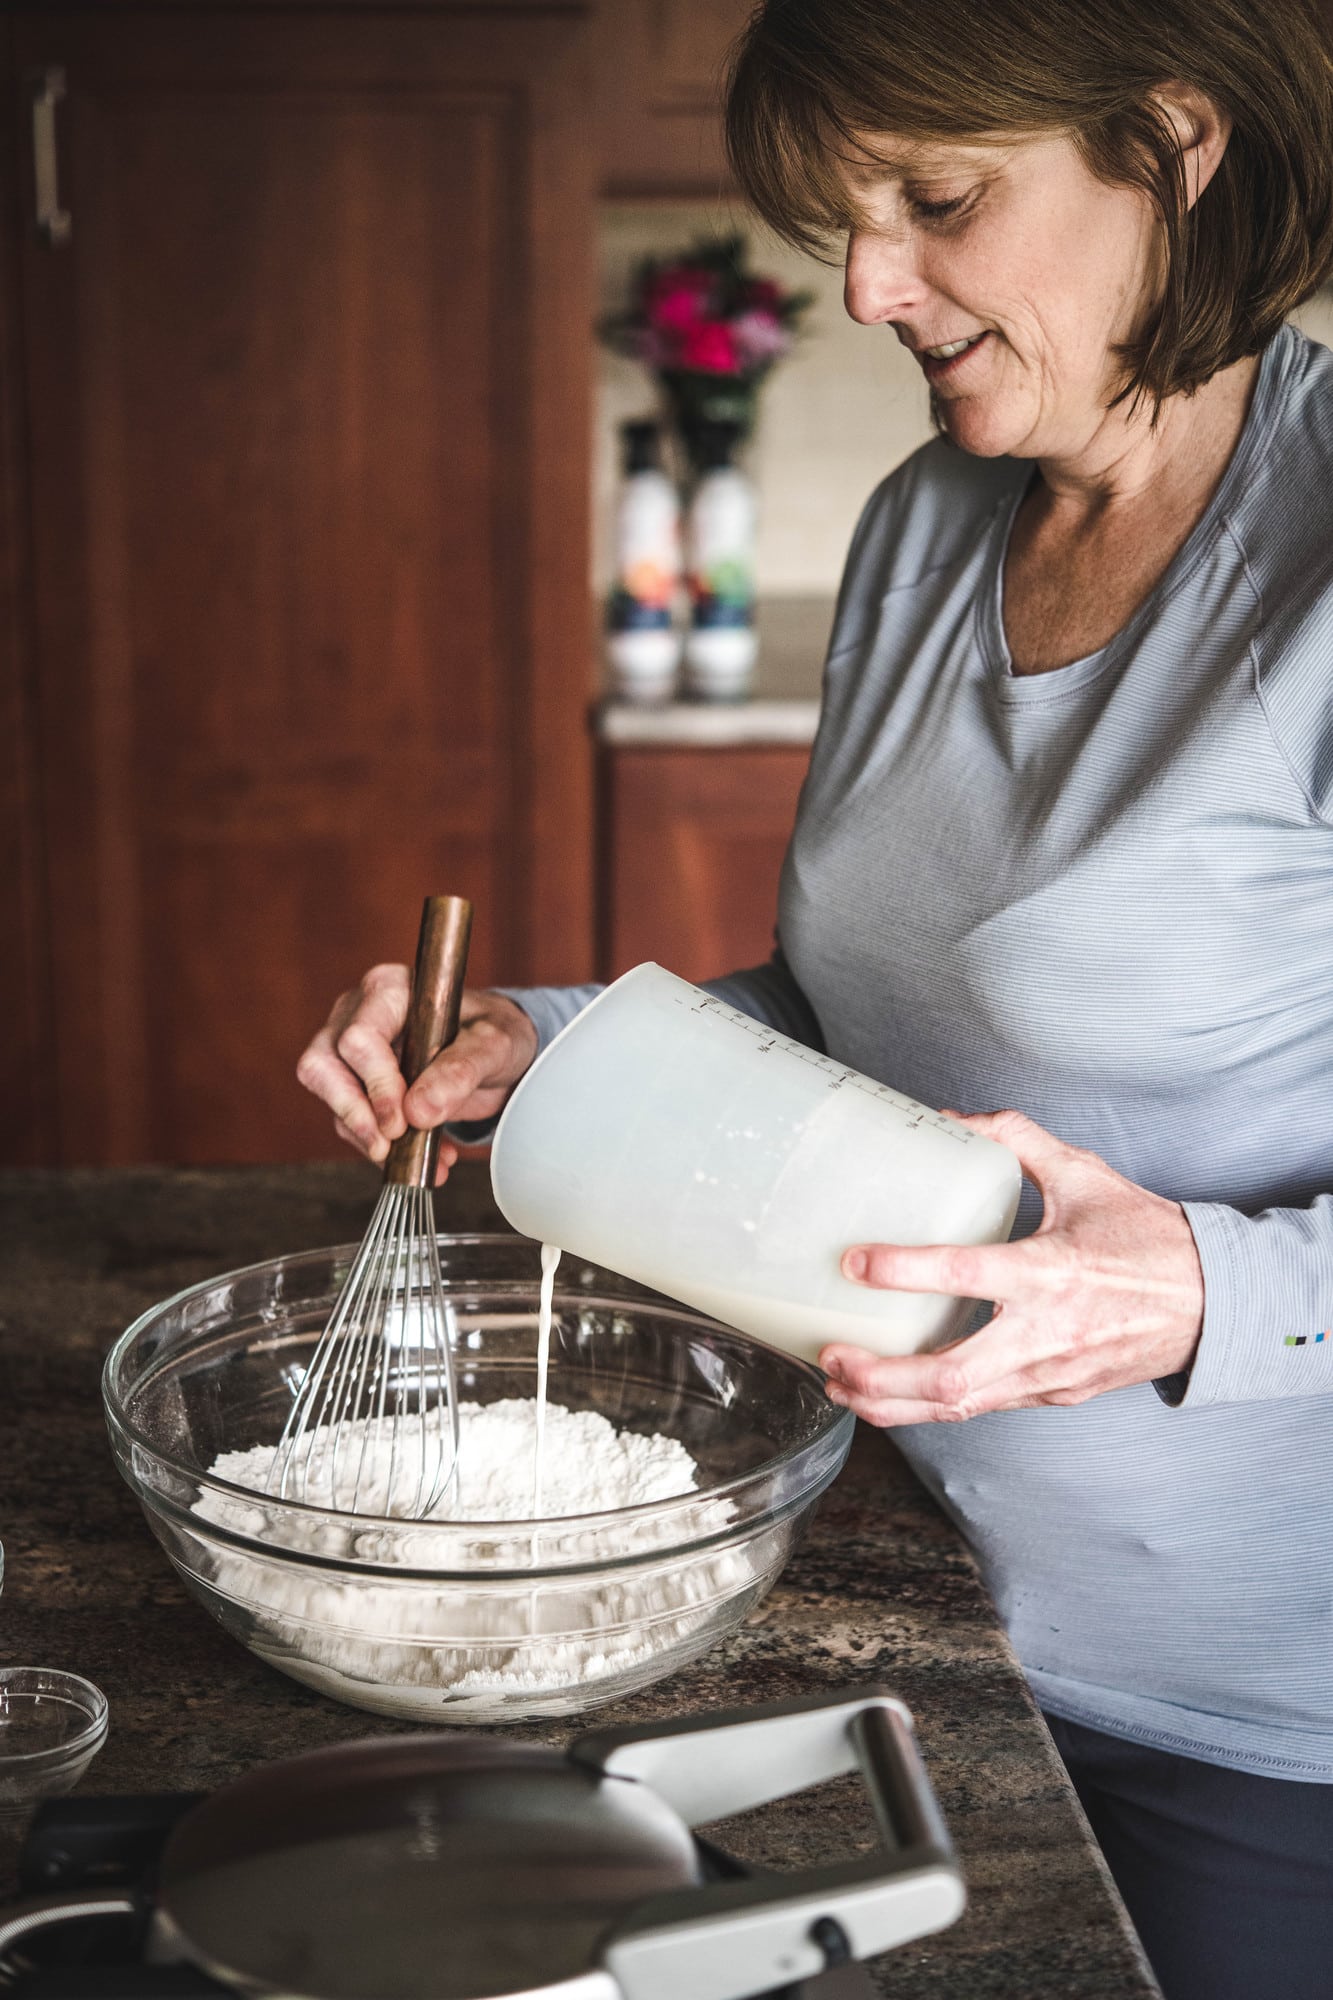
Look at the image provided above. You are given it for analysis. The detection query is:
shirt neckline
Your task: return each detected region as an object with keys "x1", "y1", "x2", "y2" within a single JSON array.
[{"x1": 977, "y1": 327, "x2": 1296, "y2": 706}]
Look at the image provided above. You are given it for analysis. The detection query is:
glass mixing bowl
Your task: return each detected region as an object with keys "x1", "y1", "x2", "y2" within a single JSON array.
[{"x1": 102, "y1": 1236, "x2": 853, "y2": 1722}]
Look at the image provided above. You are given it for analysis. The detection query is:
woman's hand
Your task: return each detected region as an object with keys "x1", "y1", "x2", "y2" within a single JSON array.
[
  {"x1": 821, "y1": 1109, "x2": 1205, "y2": 1425},
  {"x1": 296, "y1": 968, "x2": 539, "y2": 1184}
]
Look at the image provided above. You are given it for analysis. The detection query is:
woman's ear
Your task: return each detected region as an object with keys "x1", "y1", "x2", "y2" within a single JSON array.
[{"x1": 1151, "y1": 82, "x2": 1232, "y2": 209}]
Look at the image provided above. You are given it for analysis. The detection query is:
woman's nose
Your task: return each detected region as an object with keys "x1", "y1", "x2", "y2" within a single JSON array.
[{"x1": 844, "y1": 229, "x2": 927, "y2": 326}]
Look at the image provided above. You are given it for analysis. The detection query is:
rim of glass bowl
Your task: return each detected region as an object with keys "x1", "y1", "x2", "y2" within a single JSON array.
[
  {"x1": 0, "y1": 1668, "x2": 110, "y2": 1768},
  {"x1": 102, "y1": 1235, "x2": 855, "y2": 1573}
]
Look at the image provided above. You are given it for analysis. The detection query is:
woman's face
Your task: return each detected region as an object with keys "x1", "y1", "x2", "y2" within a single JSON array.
[{"x1": 843, "y1": 131, "x2": 1161, "y2": 462}]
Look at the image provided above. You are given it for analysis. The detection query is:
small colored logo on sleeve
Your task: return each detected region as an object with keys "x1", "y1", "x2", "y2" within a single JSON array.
[{"x1": 1284, "y1": 1331, "x2": 1329, "y2": 1346}]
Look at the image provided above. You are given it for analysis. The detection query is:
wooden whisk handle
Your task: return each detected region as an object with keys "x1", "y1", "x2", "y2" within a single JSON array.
[{"x1": 385, "y1": 895, "x2": 474, "y2": 1188}]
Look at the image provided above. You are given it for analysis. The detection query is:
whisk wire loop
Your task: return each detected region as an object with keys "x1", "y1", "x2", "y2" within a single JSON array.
[
  {"x1": 266, "y1": 1185, "x2": 462, "y2": 1516},
  {"x1": 422, "y1": 1214, "x2": 462, "y2": 1514},
  {"x1": 265, "y1": 894, "x2": 473, "y2": 1520}
]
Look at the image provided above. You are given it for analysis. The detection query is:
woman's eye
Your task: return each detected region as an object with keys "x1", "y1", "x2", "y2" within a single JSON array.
[{"x1": 910, "y1": 193, "x2": 972, "y2": 224}]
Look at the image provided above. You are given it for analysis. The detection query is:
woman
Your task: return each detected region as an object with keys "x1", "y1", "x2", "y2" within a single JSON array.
[{"x1": 298, "y1": 2, "x2": 1333, "y2": 1992}]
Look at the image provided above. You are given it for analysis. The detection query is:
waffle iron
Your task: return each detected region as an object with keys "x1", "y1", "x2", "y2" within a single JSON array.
[{"x1": 0, "y1": 1690, "x2": 964, "y2": 2000}]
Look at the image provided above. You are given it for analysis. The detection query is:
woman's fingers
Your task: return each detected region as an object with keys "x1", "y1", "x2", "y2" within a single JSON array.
[
  {"x1": 948, "y1": 1106, "x2": 1102, "y2": 1215},
  {"x1": 841, "y1": 1238, "x2": 1016, "y2": 1300},
  {"x1": 403, "y1": 1028, "x2": 496, "y2": 1128},
  {"x1": 332, "y1": 1112, "x2": 373, "y2": 1156},
  {"x1": 402, "y1": 993, "x2": 539, "y2": 1130},
  {"x1": 296, "y1": 964, "x2": 413, "y2": 1158},
  {"x1": 822, "y1": 1313, "x2": 1031, "y2": 1420},
  {"x1": 334, "y1": 1111, "x2": 459, "y2": 1184},
  {"x1": 956, "y1": 1105, "x2": 1067, "y2": 1164},
  {"x1": 298, "y1": 1024, "x2": 395, "y2": 1162},
  {"x1": 300, "y1": 972, "x2": 541, "y2": 1159},
  {"x1": 821, "y1": 1312, "x2": 1083, "y2": 1425},
  {"x1": 825, "y1": 1379, "x2": 1043, "y2": 1426},
  {"x1": 823, "y1": 1340, "x2": 979, "y2": 1405},
  {"x1": 332, "y1": 965, "x2": 412, "y2": 1137},
  {"x1": 824, "y1": 1107, "x2": 1205, "y2": 1424},
  {"x1": 840, "y1": 1111, "x2": 1101, "y2": 1297},
  {"x1": 824, "y1": 1341, "x2": 1109, "y2": 1426}
]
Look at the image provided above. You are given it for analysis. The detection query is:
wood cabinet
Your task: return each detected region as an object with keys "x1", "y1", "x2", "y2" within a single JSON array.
[
  {"x1": 597, "y1": 0, "x2": 754, "y2": 196},
  {"x1": 598, "y1": 743, "x2": 809, "y2": 982},
  {"x1": 2, "y1": 9, "x2": 594, "y2": 1165},
  {"x1": 0, "y1": 0, "x2": 775, "y2": 1168}
]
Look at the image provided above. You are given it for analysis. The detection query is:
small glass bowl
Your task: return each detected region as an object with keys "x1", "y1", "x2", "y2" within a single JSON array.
[{"x1": 0, "y1": 1669, "x2": 109, "y2": 1830}]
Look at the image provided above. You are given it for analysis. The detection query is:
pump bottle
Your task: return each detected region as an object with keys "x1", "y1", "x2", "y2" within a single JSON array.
[
  {"x1": 684, "y1": 421, "x2": 757, "y2": 700},
  {"x1": 605, "y1": 420, "x2": 682, "y2": 703}
]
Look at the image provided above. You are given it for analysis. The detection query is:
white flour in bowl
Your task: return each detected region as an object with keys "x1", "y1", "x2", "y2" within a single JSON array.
[
  {"x1": 194, "y1": 1401, "x2": 757, "y2": 1713},
  {"x1": 207, "y1": 1398, "x2": 700, "y2": 1522}
]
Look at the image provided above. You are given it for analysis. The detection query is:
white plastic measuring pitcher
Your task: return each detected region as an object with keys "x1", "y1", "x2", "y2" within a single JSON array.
[{"x1": 490, "y1": 965, "x2": 1021, "y2": 1366}]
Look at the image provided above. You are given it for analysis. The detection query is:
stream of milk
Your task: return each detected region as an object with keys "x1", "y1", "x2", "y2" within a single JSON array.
[{"x1": 532, "y1": 1242, "x2": 561, "y2": 1515}]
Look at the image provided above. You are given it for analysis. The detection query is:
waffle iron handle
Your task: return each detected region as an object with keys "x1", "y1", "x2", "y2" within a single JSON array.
[
  {"x1": 0, "y1": 1890, "x2": 140, "y2": 1970},
  {"x1": 573, "y1": 1688, "x2": 965, "y2": 2000}
]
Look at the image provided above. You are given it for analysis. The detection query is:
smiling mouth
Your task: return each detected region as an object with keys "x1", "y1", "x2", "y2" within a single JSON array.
[{"x1": 918, "y1": 331, "x2": 990, "y2": 377}]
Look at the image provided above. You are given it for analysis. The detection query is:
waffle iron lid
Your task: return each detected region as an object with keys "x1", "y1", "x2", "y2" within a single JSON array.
[{"x1": 157, "y1": 1737, "x2": 700, "y2": 2000}]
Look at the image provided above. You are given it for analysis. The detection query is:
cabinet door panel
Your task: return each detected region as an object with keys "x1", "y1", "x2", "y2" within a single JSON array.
[
  {"x1": 600, "y1": 746, "x2": 809, "y2": 983},
  {"x1": 643, "y1": 0, "x2": 752, "y2": 111},
  {"x1": 598, "y1": 0, "x2": 753, "y2": 196},
  {"x1": 12, "y1": 12, "x2": 592, "y2": 1164}
]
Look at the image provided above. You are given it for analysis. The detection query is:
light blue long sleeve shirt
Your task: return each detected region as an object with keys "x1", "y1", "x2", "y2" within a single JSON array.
[{"x1": 504, "y1": 326, "x2": 1333, "y2": 1780}]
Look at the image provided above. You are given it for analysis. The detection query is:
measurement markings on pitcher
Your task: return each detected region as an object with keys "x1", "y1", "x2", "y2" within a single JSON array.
[{"x1": 679, "y1": 991, "x2": 972, "y2": 1143}]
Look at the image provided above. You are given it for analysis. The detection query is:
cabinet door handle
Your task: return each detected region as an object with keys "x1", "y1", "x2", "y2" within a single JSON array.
[{"x1": 31, "y1": 66, "x2": 72, "y2": 246}]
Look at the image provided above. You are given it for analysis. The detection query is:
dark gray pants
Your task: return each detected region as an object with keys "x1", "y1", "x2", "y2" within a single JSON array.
[{"x1": 1045, "y1": 1714, "x2": 1333, "y2": 2000}]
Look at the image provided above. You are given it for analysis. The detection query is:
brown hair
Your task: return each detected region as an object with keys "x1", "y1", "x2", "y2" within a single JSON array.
[{"x1": 725, "y1": 0, "x2": 1333, "y2": 406}]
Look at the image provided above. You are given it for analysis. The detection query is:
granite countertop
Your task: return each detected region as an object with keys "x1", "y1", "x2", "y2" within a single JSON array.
[
  {"x1": 596, "y1": 596, "x2": 829, "y2": 747},
  {"x1": 0, "y1": 1163, "x2": 1156, "y2": 1998}
]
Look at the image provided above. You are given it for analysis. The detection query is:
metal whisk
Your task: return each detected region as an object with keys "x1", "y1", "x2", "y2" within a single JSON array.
[{"x1": 269, "y1": 895, "x2": 473, "y2": 1518}]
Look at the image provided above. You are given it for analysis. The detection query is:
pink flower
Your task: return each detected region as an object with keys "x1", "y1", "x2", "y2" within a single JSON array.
[
  {"x1": 645, "y1": 267, "x2": 713, "y2": 333},
  {"x1": 742, "y1": 278, "x2": 784, "y2": 311},
  {"x1": 678, "y1": 321, "x2": 740, "y2": 373},
  {"x1": 733, "y1": 310, "x2": 791, "y2": 366}
]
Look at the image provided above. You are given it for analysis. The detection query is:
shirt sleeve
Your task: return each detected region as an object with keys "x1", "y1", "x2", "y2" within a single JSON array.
[
  {"x1": 1178, "y1": 1196, "x2": 1333, "y2": 1405},
  {"x1": 491, "y1": 983, "x2": 603, "y2": 1059}
]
